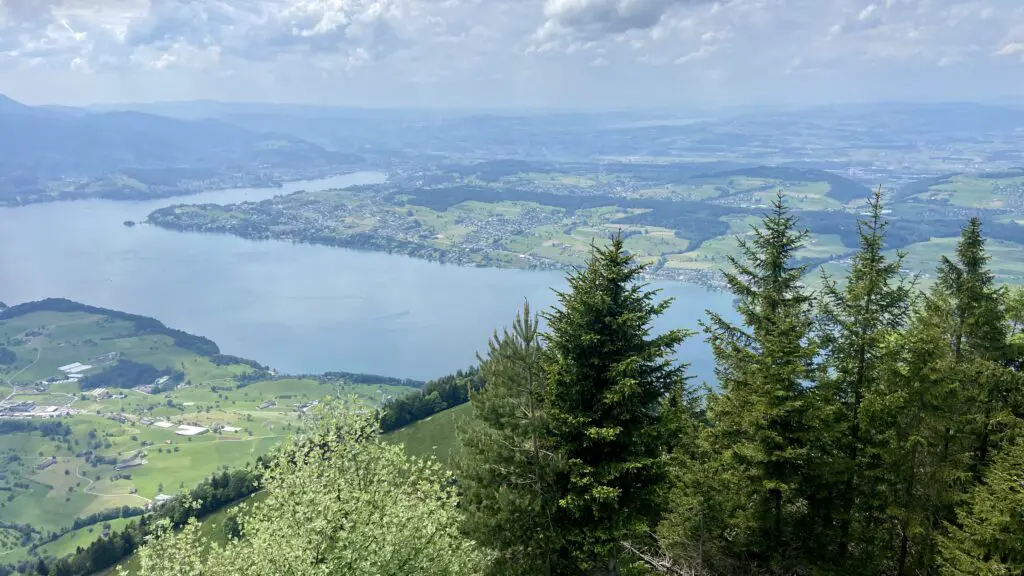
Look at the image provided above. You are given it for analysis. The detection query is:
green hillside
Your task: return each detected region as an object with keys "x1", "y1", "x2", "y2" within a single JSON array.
[
  {"x1": 0, "y1": 300, "x2": 419, "y2": 566},
  {"x1": 384, "y1": 402, "x2": 471, "y2": 467}
]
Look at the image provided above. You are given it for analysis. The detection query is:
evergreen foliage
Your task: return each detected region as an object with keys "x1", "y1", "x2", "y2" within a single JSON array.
[
  {"x1": 22, "y1": 199, "x2": 1024, "y2": 576},
  {"x1": 814, "y1": 188, "x2": 915, "y2": 571},
  {"x1": 939, "y1": 434, "x2": 1024, "y2": 575},
  {"x1": 698, "y1": 192, "x2": 817, "y2": 571},
  {"x1": 380, "y1": 367, "x2": 483, "y2": 432},
  {"x1": 541, "y1": 234, "x2": 693, "y2": 574},
  {"x1": 458, "y1": 303, "x2": 562, "y2": 575}
]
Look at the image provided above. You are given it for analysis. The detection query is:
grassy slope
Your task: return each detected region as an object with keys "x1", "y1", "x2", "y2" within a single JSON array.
[
  {"x1": 384, "y1": 402, "x2": 472, "y2": 467},
  {"x1": 98, "y1": 406, "x2": 471, "y2": 575},
  {"x1": 0, "y1": 308, "x2": 420, "y2": 565}
]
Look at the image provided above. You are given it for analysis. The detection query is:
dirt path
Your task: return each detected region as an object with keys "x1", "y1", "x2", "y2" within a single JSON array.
[
  {"x1": 2, "y1": 338, "x2": 42, "y2": 398},
  {"x1": 76, "y1": 465, "x2": 152, "y2": 503},
  {"x1": 1, "y1": 339, "x2": 43, "y2": 403}
]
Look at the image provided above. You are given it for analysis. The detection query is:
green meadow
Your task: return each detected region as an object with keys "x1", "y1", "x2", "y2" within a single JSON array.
[{"x1": 0, "y1": 304, "x2": 420, "y2": 564}]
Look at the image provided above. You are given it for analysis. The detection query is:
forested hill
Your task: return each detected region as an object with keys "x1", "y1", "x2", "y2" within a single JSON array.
[
  {"x1": 114, "y1": 193, "x2": 1024, "y2": 576},
  {"x1": 0, "y1": 298, "x2": 221, "y2": 357}
]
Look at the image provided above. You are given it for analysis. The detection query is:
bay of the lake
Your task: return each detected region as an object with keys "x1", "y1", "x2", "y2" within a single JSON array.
[{"x1": 0, "y1": 172, "x2": 737, "y2": 383}]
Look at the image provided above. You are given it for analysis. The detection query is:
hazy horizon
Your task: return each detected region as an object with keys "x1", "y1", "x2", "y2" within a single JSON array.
[{"x1": 2, "y1": 0, "x2": 1023, "y2": 109}]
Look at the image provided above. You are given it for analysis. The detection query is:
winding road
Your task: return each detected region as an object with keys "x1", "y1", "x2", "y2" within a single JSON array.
[
  {"x1": 75, "y1": 465, "x2": 152, "y2": 503},
  {"x1": 1, "y1": 338, "x2": 42, "y2": 403}
]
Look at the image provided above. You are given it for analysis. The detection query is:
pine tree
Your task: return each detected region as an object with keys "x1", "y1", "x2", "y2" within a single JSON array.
[
  {"x1": 543, "y1": 234, "x2": 693, "y2": 575},
  {"x1": 702, "y1": 192, "x2": 816, "y2": 569},
  {"x1": 457, "y1": 302, "x2": 563, "y2": 575},
  {"x1": 815, "y1": 187, "x2": 914, "y2": 570},
  {"x1": 933, "y1": 218, "x2": 1009, "y2": 476},
  {"x1": 937, "y1": 217, "x2": 1006, "y2": 363},
  {"x1": 874, "y1": 295, "x2": 960, "y2": 576},
  {"x1": 939, "y1": 434, "x2": 1024, "y2": 575},
  {"x1": 876, "y1": 218, "x2": 1012, "y2": 575}
]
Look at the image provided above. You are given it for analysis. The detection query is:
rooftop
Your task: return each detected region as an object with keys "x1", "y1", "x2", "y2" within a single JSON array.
[{"x1": 176, "y1": 425, "x2": 209, "y2": 436}]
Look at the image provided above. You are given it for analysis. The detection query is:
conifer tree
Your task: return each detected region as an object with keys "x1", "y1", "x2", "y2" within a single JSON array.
[
  {"x1": 937, "y1": 217, "x2": 1006, "y2": 363},
  {"x1": 878, "y1": 218, "x2": 1011, "y2": 575},
  {"x1": 874, "y1": 296, "x2": 960, "y2": 576},
  {"x1": 933, "y1": 218, "x2": 1009, "y2": 476},
  {"x1": 939, "y1": 434, "x2": 1024, "y2": 575},
  {"x1": 458, "y1": 302, "x2": 563, "y2": 575},
  {"x1": 702, "y1": 192, "x2": 816, "y2": 568},
  {"x1": 543, "y1": 234, "x2": 692, "y2": 575},
  {"x1": 816, "y1": 188, "x2": 914, "y2": 569}
]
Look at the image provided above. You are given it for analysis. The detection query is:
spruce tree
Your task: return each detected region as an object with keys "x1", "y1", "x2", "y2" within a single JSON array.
[
  {"x1": 457, "y1": 302, "x2": 563, "y2": 575},
  {"x1": 939, "y1": 434, "x2": 1024, "y2": 575},
  {"x1": 816, "y1": 187, "x2": 914, "y2": 570},
  {"x1": 874, "y1": 295, "x2": 960, "y2": 576},
  {"x1": 937, "y1": 217, "x2": 1006, "y2": 363},
  {"x1": 543, "y1": 234, "x2": 692, "y2": 575},
  {"x1": 933, "y1": 218, "x2": 1009, "y2": 476},
  {"x1": 702, "y1": 192, "x2": 816, "y2": 569},
  {"x1": 878, "y1": 218, "x2": 1010, "y2": 575}
]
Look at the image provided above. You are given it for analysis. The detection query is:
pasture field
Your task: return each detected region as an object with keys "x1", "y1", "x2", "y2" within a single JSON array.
[
  {"x1": 384, "y1": 402, "x2": 471, "y2": 467},
  {"x1": 0, "y1": 303, "x2": 420, "y2": 564},
  {"x1": 889, "y1": 237, "x2": 1024, "y2": 284},
  {"x1": 910, "y1": 174, "x2": 1024, "y2": 209},
  {"x1": 93, "y1": 406, "x2": 464, "y2": 576}
]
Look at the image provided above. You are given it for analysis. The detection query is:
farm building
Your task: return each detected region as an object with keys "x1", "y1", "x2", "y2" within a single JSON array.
[
  {"x1": 153, "y1": 421, "x2": 175, "y2": 429},
  {"x1": 58, "y1": 362, "x2": 92, "y2": 374},
  {"x1": 116, "y1": 455, "x2": 146, "y2": 470},
  {"x1": 176, "y1": 425, "x2": 209, "y2": 437}
]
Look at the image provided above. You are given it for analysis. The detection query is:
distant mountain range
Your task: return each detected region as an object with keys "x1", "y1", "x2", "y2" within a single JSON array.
[
  {"x1": 5, "y1": 95, "x2": 1024, "y2": 205},
  {"x1": 0, "y1": 95, "x2": 364, "y2": 204}
]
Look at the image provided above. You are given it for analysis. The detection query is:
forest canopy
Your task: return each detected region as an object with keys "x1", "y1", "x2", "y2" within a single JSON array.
[{"x1": 27, "y1": 191, "x2": 1024, "y2": 576}]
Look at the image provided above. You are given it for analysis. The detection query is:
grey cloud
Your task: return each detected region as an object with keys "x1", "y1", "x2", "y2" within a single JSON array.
[
  {"x1": 538, "y1": 0, "x2": 716, "y2": 40},
  {"x1": 0, "y1": 0, "x2": 61, "y2": 25},
  {"x1": 124, "y1": 0, "x2": 238, "y2": 48}
]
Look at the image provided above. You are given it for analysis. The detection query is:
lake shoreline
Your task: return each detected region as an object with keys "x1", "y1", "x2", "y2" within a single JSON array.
[
  {"x1": 0, "y1": 169, "x2": 382, "y2": 209},
  {"x1": 0, "y1": 172, "x2": 738, "y2": 383},
  {"x1": 143, "y1": 219, "x2": 729, "y2": 292}
]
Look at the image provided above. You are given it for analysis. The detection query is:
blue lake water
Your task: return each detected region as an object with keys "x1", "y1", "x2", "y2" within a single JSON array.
[{"x1": 0, "y1": 172, "x2": 737, "y2": 383}]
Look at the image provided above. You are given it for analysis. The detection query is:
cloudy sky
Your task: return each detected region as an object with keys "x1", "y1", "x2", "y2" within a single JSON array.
[{"x1": 1, "y1": 0, "x2": 1023, "y2": 108}]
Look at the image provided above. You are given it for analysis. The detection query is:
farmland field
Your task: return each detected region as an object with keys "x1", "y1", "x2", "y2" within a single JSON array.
[
  {"x1": 0, "y1": 300, "x2": 421, "y2": 566},
  {"x1": 147, "y1": 165, "x2": 1024, "y2": 291}
]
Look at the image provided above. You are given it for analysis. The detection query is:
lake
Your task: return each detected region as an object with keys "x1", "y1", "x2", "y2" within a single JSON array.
[{"x1": 0, "y1": 172, "x2": 737, "y2": 383}]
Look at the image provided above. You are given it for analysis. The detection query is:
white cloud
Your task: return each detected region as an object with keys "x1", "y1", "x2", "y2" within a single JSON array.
[
  {"x1": 994, "y1": 42, "x2": 1024, "y2": 56},
  {"x1": 0, "y1": 0, "x2": 1022, "y2": 107}
]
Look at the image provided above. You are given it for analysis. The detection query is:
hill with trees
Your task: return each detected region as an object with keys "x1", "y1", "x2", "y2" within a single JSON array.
[{"x1": 13, "y1": 192, "x2": 1024, "y2": 576}]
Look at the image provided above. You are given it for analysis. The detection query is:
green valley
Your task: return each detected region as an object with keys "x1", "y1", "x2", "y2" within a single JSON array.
[{"x1": 0, "y1": 300, "x2": 420, "y2": 567}]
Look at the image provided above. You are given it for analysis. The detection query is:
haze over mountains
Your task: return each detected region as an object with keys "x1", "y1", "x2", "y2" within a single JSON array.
[
  {"x1": 0, "y1": 95, "x2": 363, "y2": 204},
  {"x1": 3, "y1": 93, "x2": 1024, "y2": 207}
]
